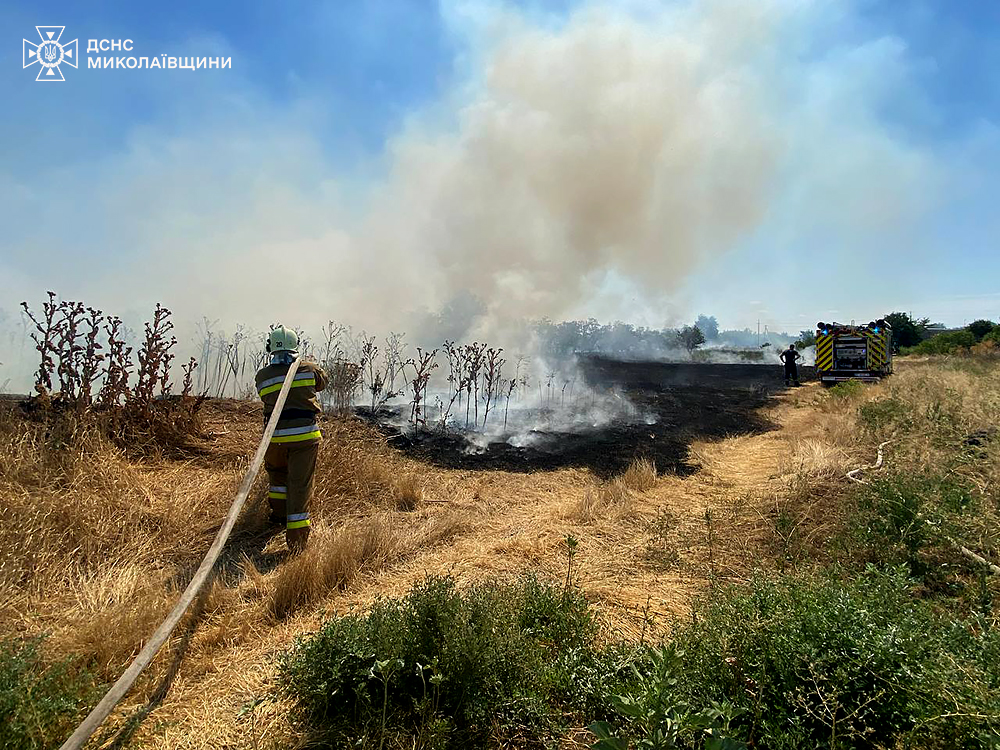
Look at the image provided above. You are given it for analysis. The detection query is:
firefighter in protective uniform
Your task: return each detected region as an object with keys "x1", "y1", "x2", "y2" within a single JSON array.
[
  {"x1": 780, "y1": 343, "x2": 802, "y2": 386},
  {"x1": 255, "y1": 325, "x2": 327, "y2": 552}
]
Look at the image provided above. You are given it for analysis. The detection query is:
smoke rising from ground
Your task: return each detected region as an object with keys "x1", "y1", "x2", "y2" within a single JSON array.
[
  {"x1": 1, "y1": 0, "x2": 994, "y2": 385},
  {"x1": 363, "y1": 1, "x2": 782, "y2": 341}
]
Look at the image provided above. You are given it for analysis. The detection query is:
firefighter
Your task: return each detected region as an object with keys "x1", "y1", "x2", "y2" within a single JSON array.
[
  {"x1": 780, "y1": 343, "x2": 801, "y2": 386},
  {"x1": 255, "y1": 325, "x2": 327, "y2": 552}
]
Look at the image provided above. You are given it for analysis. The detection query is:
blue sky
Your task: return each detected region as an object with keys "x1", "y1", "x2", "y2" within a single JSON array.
[
  {"x1": 4, "y1": 2, "x2": 460, "y2": 179},
  {"x1": 6, "y1": 2, "x2": 998, "y2": 170},
  {"x1": 1, "y1": 0, "x2": 999, "y2": 362}
]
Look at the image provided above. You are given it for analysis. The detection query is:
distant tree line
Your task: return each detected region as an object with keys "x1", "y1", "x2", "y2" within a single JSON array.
[
  {"x1": 899, "y1": 315, "x2": 1000, "y2": 355},
  {"x1": 533, "y1": 314, "x2": 798, "y2": 357},
  {"x1": 870, "y1": 312, "x2": 999, "y2": 353}
]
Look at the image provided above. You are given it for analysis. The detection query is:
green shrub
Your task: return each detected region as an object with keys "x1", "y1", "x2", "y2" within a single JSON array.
[
  {"x1": 842, "y1": 468, "x2": 994, "y2": 583},
  {"x1": 596, "y1": 567, "x2": 1000, "y2": 750},
  {"x1": 967, "y1": 320, "x2": 997, "y2": 341},
  {"x1": 904, "y1": 330, "x2": 977, "y2": 355},
  {"x1": 847, "y1": 473, "x2": 942, "y2": 573},
  {"x1": 590, "y1": 646, "x2": 747, "y2": 750},
  {"x1": 279, "y1": 575, "x2": 630, "y2": 747},
  {"x1": 278, "y1": 571, "x2": 1000, "y2": 750},
  {"x1": 0, "y1": 636, "x2": 102, "y2": 750},
  {"x1": 827, "y1": 380, "x2": 864, "y2": 400},
  {"x1": 858, "y1": 397, "x2": 912, "y2": 436}
]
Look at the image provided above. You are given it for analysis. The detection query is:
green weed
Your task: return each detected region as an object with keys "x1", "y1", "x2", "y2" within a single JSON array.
[
  {"x1": 594, "y1": 567, "x2": 1000, "y2": 750},
  {"x1": 826, "y1": 380, "x2": 864, "y2": 401},
  {"x1": 0, "y1": 636, "x2": 102, "y2": 750},
  {"x1": 279, "y1": 575, "x2": 627, "y2": 748}
]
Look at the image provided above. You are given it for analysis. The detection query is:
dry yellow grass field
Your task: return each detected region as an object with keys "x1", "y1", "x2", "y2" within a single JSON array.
[{"x1": 3, "y1": 355, "x2": 997, "y2": 748}]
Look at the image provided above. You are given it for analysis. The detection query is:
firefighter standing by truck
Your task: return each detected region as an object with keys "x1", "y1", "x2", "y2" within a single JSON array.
[
  {"x1": 780, "y1": 344, "x2": 801, "y2": 386},
  {"x1": 255, "y1": 325, "x2": 327, "y2": 552}
]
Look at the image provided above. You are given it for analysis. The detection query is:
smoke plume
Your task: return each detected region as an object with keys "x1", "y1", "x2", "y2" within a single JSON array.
[
  {"x1": 2, "y1": 0, "x2": 989, "y2": 382},
  {"x1": 360, "y1": 1, "x2": 782, "y2": 341}
]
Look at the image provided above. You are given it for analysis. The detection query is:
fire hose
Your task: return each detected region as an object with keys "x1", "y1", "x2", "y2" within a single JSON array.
[
  {"x1": 846, "y1": 439, "x2": 1000, "y2": 576},
  {"x1": 59, "y1": 357, "x2": 302, "y2": 750},
  {"x1": 845, "y1": 440, "x2": 892, "y2": 484}
]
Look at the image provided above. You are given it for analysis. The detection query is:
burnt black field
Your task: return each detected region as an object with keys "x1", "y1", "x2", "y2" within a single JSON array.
[{"x1": 367, "y1": 358, "x2": 815, "y2": 478}]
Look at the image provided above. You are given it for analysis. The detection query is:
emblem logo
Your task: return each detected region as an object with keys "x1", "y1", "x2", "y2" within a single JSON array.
[{"x1": 23, "y1": 26, "x2": 78, "y2": 81}]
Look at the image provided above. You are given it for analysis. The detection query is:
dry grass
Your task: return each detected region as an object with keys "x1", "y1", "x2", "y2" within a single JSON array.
[
  {"x1": 0, "y1": 398, "x2": 463, "y2": 748},
  {"x1": 777, "y1": 358, "x2": 1000, "y2": 496},
  {"x1": 619, "y1": 457, "x2": 658, "y2": 492},
  {"x1": 11, "y1": 356, "x2": 996, "y2": 748},
  {"x1": 411, "y1": 509, "x2": 472, "y2": 547},
  {"x1": 391, "y1": 472, "x2": 423, "y2": 511},
  {"x1": 0, "y1": 402, "x2": 436, "y2": 695},
  {"x1": 567, "y1": 458, "x2": 659, "y2": 523},
  {"x1": 0, "y1": 382, "x2": 823, "y2": 748},
  {"x1": 311, "y1": 419, "x2": 428, "y2": 514},
  {"x1": 0, "y1": 408, "x2": 240, "y2": 610},
  {"x1": 269, "y1": 514, "x2": 403, "y2": 621},
  {"x1": 569, "y1": 478, "x2": 632, "y2": 523},
  {"x1": 701, "y1": 356, "x2": 1000, "y2": 576},
  {"x1": 51, "y1": 564, "x2": 173, "y2": 679},
  {"x1": 776, "y1": 437, "x2": 850, "y2": 478}
]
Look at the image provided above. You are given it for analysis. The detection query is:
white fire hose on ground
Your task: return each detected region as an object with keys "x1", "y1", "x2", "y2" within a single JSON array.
[
  {"x1": 846, "y1": 439, "x2": 1000, "y2": 576},
  {"x1": 845, "y1": 440, "x2": 892, "y2": 484},
  {"x1": 59, "y1": 357, "x2": 302, "y2": 750}
]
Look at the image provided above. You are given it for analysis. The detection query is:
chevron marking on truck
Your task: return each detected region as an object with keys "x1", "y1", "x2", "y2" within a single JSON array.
[{"x1": 816, "y1": 334, "x2": 834, "y2": 371}]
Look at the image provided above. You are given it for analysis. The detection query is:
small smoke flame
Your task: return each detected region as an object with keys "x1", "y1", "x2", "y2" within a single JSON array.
[{"x1": 377, "y1": 355, "x2": 656, "y2": 454}]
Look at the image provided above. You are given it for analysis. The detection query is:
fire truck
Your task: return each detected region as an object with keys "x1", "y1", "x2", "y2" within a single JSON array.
[{"x1": 815, "y1": 320, "x2": 893, "y2": 385}]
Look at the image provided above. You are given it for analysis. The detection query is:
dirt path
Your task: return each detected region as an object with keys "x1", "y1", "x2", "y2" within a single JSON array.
[{"x1": 124, "y1": 386, "x2": 826, "y2": 749}]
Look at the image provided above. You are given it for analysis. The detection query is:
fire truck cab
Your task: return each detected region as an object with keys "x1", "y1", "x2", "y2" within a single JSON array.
[{"x1": 815, "y1": 320, "x2": 893, "y2": 385}]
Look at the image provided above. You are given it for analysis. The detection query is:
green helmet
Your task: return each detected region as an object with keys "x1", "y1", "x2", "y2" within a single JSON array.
[{"x1": 267, "y1": 325, "x2": 299, "y2": 354}]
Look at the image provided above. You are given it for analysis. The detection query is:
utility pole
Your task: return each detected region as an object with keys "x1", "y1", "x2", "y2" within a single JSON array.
[{"x1": 757, "y1": 319, "x2": 760, "y2": 348}]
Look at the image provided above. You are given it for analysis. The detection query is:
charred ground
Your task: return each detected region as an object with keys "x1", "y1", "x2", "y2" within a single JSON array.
[{"x1": 367, "y1": 358, "x2": 815, "y2": 477}]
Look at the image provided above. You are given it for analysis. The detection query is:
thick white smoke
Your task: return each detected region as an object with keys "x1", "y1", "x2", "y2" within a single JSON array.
[
  {"x1": 1, "y1": 0, "x2": 986, "y2": 389},
  {"x1": 356, "y1": 1, "x2": 784, "y2": 343}
]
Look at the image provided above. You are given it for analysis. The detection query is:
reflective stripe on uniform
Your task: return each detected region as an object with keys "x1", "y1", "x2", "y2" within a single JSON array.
[
  {"x1": 270, "y1": 424, "x2": 322, "y2": 444},
  {"x1": 273, "y1": 424, "x2": 319, "y2": 436},
  {"x1": 259, "y1": 372, "x2": 314, "y2": 390},
  {"x1": 268, "y1": 484, "x2": 287, "y2": 499},
  {"x1": 272, "y1": 431, "x2": 322, "y2": 444},
  {"x1": 258, "y1": 372, "x2": 317, "y2": 397},
  {"x1": 287, "y1": 511, "x2": 310, "y2": 530},
  {"x1": 259, "y1": 379, "x2": 316, "y2": 397},
  {"x1": 258, "y1": 374, "x2": 285, "y2": 390},
  {"x1": 288, "y1": 513, "x2": 309, "y2": 522}
]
